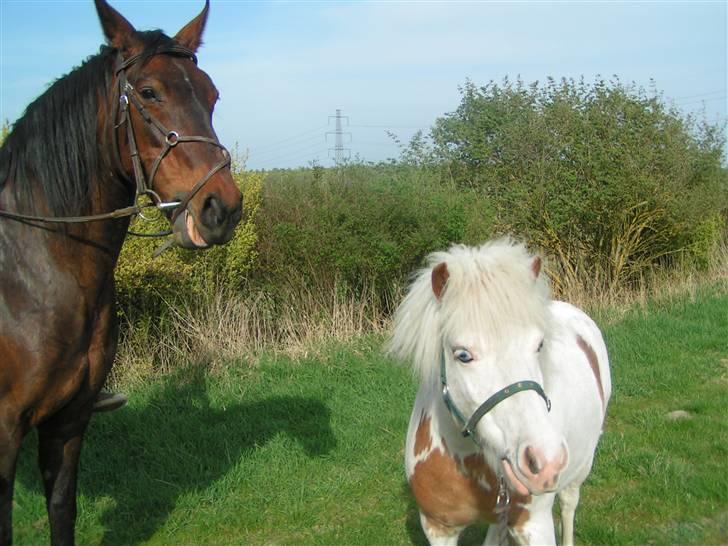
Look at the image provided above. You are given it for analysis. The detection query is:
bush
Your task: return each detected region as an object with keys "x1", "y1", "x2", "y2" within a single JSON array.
[
  {"x1": 427, "y1": 77, "x2": 728, "y2": 289},
  {"x1": 115, "y1": 168, "x2": 262, "y2": 314},
  {"x1": 251, "y1": 162, "x2": 496, "y2": 308}
]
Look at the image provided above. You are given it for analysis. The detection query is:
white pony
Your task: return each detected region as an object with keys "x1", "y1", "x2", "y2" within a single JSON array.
[{"x1": 389, "y1": 239, "x2": 610, "y2": 545}]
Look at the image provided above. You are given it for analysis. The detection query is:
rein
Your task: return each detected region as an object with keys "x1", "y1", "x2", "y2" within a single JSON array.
[
  {"x1": 439, "y1": 352, "x2": 551, "y2": 441},
  {"x1": 0, "y1": 44, "x2": 230, "y2": 237}
]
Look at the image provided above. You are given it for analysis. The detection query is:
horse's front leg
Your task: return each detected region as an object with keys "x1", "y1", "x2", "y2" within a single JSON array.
[
  {"x1": 38, "y1": 411, "x2": 91, "y2": 546},
  {"x1": 0, "y1": 419, "x2": 22, "y2": 546},
  {"x1": 39, "y1": 290, "x2": 117, "y2": 545}
]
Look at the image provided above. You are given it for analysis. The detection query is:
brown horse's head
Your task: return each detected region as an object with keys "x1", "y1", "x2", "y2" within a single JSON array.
[{"x1": 96, "y1": 0, "x2": 242, "y2": 248}]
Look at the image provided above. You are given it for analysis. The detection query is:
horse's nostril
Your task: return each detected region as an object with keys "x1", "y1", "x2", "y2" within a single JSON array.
[{"x1": 202, "y1": 194, "x2": 225, "y2": 228}]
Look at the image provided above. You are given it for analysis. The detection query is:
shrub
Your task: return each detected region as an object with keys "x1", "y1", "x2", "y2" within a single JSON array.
[
  {"x1": 115, "y1": 168, "x2": 262, "y2": 314},
  {"x1": 251, "y1": 162, "x2": 495, "y2": 308},
  {"x1": 427, "y1": 77, "x2": 728, "y2": 289}
]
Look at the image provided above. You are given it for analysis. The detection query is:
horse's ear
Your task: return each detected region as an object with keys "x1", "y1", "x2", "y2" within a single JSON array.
[
  {"x1": 174, "y1": 0, "x2": 209, "y2": 52},
  {"x1": 531, "y1": 256, "x2": 542, "y2": 279},
  {"x1": 94, "y1": 0, "x2": 141, "y2": 54},
  {"x1": 432, "y1": 262, "x2": 450, "y2": 300}
]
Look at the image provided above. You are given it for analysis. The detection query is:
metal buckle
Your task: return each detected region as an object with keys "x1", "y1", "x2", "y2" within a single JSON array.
[
  {"x1": 165, "y1": 131, "x2": 180, "y2": 147},
  {"x1": 495, "y1": 476, "x2": 510, "y2": 514}
]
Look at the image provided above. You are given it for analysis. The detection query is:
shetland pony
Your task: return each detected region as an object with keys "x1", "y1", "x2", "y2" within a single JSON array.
[
  {"x1": 389, "y1": 239, "x2": 611, "y2": 545},
  {"x1": 0, "y1": 2, "x2": 242, "y2": 544}
]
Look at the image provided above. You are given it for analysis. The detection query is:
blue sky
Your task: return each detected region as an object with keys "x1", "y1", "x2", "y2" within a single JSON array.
[{"x1": 1, "y1": 1, "x2": 726, "y2": 170}]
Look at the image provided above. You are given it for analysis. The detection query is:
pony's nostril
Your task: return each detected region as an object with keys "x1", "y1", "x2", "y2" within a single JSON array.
[{"x1": 526, "y1": 446, "x2": 541, "y2": 475}]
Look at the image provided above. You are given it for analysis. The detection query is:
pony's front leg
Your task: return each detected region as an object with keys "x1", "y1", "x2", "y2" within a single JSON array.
[
  {"x1": 37, "y1": 414, "x2": 90, "y2": 546},
  {"x1": 0, "y1": 422, "x2": 22, "y2": 546},
  {"x1": 420, "y1": 512, "x2": 463, "y2": 546},
  {"x1": 506, "y1": 494, "x2": 557, "y2": 545},
  {"x1": 557, "y1": 482, "x2": 581, "y2": 546}
]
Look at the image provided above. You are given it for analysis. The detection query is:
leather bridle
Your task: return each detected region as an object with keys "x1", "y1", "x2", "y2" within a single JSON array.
[
  {"x1": 113, "y1": 44, "x2": 231, "y2": 226},
  {"x1": 0, "y1": 44, "x2": 231, "y2": 231}
]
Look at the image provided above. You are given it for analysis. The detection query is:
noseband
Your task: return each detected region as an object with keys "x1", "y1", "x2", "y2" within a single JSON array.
[
  {"x1": 440, "y1": 352, "x2": 551, "y2": 441},
  {"x1": 113, "y1": 45, "x2": 231, "y2": 225}
]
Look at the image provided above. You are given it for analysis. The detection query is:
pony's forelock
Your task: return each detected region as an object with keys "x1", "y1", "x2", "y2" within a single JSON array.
[{"x1": 388, "y1": 238, "x2": 551, "y2": 383}]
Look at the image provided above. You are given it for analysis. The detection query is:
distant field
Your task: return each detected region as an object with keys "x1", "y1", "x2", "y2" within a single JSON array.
[{"x1": 13, "y1": 286, "x2": 728, "y2": 545}]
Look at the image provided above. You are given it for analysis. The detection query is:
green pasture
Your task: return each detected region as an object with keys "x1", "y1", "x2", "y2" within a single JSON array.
[{"x1": 12, "y1": 287, "x2": 727, "y2": 545}]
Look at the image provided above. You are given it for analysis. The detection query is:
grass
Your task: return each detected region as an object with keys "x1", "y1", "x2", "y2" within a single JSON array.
[{"x1": 12, "y1": 285, "x2": 728, "y2": 545}]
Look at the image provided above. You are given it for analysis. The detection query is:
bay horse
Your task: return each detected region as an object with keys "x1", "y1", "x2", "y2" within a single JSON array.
[
  {"x1": 0, "y1": 1, "x2": 242, "y2": 544},
  {"x1": 389, "y1": 239, "x2": 611, "y2": 545}
]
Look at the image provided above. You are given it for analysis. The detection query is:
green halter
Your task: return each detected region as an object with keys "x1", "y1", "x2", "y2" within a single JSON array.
[{"x1": 440, "y1": 352, "x2": 552, "y2": 441}]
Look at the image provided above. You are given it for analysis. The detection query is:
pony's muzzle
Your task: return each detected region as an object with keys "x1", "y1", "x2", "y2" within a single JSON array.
[
  {"x1": 503, "y1": 441, "x2": 569, "y2": 495},
  {"x1": 517, "y1": 442, "x2": 568, "y2": 493}
]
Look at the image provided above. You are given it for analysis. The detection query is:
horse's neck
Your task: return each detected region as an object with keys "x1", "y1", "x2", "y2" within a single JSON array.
[{"x1": 0, "y1": 170, "x2": 132, "y2": 290}]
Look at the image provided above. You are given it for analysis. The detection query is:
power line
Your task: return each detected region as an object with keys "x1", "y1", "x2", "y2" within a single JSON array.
[
  {"x1": 671, "y1": 90, "x2": 726, "y2": 101},
  {"x1": 246, "y1": 124, "x2": 329, "y2": 155},
  {"x1": 350, "y1": 124, "x2": 428, "y2": 129},
  {"x1": 251, "y1": 133, "x2": 326, "y2": 162},
  {"x1": 674, "y1": 96, "x2": 727, "y2": 107},
  {"x1": 254, "y1": 150, "x2": 329, "y2": 169},
  {"x1": 252, "y1": 141, "x2": 329, "y2": 168}
]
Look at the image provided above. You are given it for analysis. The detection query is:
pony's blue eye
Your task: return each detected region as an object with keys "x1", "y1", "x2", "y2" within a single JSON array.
[{"x1": 454, "y1": 349, "x2": 473, "y2": 363}]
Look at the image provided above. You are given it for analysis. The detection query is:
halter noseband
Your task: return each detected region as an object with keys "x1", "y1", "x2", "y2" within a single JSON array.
[
  {"x1": 440, "y1": 352, "x2": 551, "y2": 441},
  {"x1": 113, "y1": 44, "x2": 231, "y2": 225}
]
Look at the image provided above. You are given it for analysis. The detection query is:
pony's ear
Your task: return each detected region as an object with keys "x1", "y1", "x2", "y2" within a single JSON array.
[
  {"x1": 431, "y1": 262, "x2": 450, "y2": 300},
  {"x1": 94, "y1": 0, "x2": 142, "y2": 54},
  {"x1": 530, "y1": 256, "x2": 542, "y2": 279},
  {"x1": 174, "y1": 0, "x2": 209, "y2": 52}
]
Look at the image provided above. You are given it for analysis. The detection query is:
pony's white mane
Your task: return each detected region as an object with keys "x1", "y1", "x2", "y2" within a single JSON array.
[{"x1": 388, "y1": 237, "x2": 551, "y2": 383}]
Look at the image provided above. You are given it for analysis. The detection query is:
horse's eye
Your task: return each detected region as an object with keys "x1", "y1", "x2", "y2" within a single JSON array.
[
  {"x1": 537, "y1": 340, "x2": 544, "y2": 352},
  {"x1": 140, "y1": 87, "x2": 157, "y2": 101},
  {"x1": 454, "y1": 349, "x2": 473, "y2": 363}
]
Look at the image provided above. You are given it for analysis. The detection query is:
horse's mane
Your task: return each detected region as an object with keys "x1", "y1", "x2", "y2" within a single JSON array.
[
  {"x1": 0, "y1": 30, "x2": 174, "y2": 216},
  {"x1": 388, "y1": 238, "x2": 551, "y2": 383}
]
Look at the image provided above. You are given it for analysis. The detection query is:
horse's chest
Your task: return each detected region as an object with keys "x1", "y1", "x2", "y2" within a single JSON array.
[{"x1": 0, "y1": 266, "x2": 109, "y2": 426}]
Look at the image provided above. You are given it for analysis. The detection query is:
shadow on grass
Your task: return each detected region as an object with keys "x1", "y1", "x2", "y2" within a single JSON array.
[
  {"x1": 17, "y1": 367, "x2": 336, "y2": 545},
  {"x1": 402, "y1": 482, "x2": 488, "y2": 546}
]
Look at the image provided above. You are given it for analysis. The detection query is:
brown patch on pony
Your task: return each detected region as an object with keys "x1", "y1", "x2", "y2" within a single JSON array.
[
  {"x1": 530, "y1": 256, "x2": 542, "y2": 279},
  {"x1": 414, "y1": 411, "x2": 433, "y2": 457},
  {"x1": 409, "y1": 440, "x2": 531, "y2": 532},
  {"x1": 577, "y1": 335, "x2": 605, "y2": 409},
  {"x1": 431, "y1": 262, "x2": 449, "y2": 300}
]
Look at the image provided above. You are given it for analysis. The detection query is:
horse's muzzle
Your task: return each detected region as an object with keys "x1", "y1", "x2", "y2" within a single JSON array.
[
  {"x1": 197, "y1": 192, "x2": 242, "y2": 245},
  {"x1": 171, "y1": 192, "x2": 242, "y2": 249}
]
